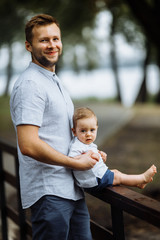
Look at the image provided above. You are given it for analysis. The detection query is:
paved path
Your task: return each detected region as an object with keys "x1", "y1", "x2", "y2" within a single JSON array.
[
  {"x1": 2, "y1": 102, "x2": 160, "y2": 240},
  {"x1": 74, "y1": 101, "x2": 134, "y2": 146},
  {"x1": 86, "y1": 103, "x2": 160, "y2": 240}
]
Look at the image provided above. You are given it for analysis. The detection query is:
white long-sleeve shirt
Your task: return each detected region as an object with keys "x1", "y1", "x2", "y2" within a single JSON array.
[{"x1": 69, "y1": 137, "x2": 108, "y2": 188}]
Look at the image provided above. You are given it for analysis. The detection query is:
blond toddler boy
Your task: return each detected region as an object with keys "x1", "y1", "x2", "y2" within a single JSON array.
[{"x1": 69, "y1": 107, "x2": 157, "y2": 192}]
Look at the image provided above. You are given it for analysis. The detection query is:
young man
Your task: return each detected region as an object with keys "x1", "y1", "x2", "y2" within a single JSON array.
[
  {"x1": 69, "y1": 107, "x2": 157, "y2": 191},
  {"x1": 10, "y1": 14, "x2": 100, "y2": 240}
]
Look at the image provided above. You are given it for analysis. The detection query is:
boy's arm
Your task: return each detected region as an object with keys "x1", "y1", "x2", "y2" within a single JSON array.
[
  {"x1": 17, "y1": 124, "x2": 99, "y2": 170},
  {"x1": 98, "y1": 150, "x2": 107, "y2": 163}
]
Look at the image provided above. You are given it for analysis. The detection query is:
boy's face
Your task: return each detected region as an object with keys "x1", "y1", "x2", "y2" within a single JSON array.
[{"x1": 73, "y1": 117, "x2": 98, "y2": 145}]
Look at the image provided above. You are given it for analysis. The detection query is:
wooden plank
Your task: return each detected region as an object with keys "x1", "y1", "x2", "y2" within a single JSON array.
[
  {"x1": 90, "y1": 219, "x2": 113, "y2": 240},
  {"x1": 6, "y1": 205, "x2": 32, "y2": 237},
  {"x1": 0, "y1": 150, "x2": 9, "y2": 240},
  {"x1": 6, "y1": 205, "x2": 19, "y2": 224},
  {"x1": 88, "y1": 186, "x2": 160, "y2": 228},
  {"x1": 4, "y1": 171, "x2": 17, "y2": 187},
  {"x1": 111, "y1": 206, "x2": 125, "y2": 240},
  {"x1": 0, "y1": 138, "x2": 17, "y2": 156}
]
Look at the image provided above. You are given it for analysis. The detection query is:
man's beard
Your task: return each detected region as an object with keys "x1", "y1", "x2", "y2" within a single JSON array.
[{"x1": 36, "y1": 55, "x2": 58, "y2": 68}]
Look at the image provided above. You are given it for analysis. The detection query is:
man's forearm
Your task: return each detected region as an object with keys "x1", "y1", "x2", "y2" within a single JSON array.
[
  {"x1": 17, "y1": 124, "x2": 99, "y2": 170},
  {"x1": 22, "y1": 138, "x2": 99, "y2": 170}
]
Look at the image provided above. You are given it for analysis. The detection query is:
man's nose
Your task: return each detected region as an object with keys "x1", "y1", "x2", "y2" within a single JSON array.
[{"x1": 48, "y1": 40, "x2": 56, "y2": 48}]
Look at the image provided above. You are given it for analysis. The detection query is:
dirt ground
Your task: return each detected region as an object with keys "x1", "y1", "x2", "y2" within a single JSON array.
[
  {"x1": 101, "y1": 104, "x2": 160, "y2": 194},
  {"x1": 86, "y1": 104, "x2": 160, "y2": 240}
]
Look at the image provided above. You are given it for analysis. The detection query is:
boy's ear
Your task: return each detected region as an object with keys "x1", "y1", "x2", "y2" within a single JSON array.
[{"x1": 72, "y1": 128, "x2": 76, "y2": 136}]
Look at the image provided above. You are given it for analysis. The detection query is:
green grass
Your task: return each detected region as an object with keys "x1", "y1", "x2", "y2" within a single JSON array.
[
  {"x1": 73, "y1": 96, "x2": 117, "y2": 104},
  {"x1": 0, "y1": 96, "x2": 15, "y2": 137}
]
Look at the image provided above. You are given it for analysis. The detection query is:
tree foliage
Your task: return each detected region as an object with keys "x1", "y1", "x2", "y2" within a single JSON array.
[
  {"x1": 1, "y1": 0, "x2": 160, "y2": 103},
  {"x1": 0, "y1": 0, "x2": 26, "y2": 46},
  {"x1": 97, "y1": 0, "x2": 160, "y2": 103},
  {"x1": 124, "y1": 0, "x2": 160, "y2": 102}
]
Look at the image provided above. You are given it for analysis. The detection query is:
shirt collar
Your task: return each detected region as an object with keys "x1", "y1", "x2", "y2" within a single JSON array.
[{"x1": 29, "y1": 62, "x2": 57, "y2": 80}]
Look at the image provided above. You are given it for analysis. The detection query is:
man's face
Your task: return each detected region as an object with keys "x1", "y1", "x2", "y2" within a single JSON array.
[{"x1": 25, "y1": 23, "x2": 62, "y2": 72}]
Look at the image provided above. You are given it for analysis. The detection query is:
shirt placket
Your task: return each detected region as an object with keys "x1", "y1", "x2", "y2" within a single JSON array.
[{"x1": 53, "y1": 74, "x2": 73, "y2": 129}]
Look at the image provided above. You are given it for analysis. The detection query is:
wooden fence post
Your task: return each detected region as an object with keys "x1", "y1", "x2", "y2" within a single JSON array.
[
  {"x1": 0, "y1": 150, "x2": 8, "y2": 240},
  {"x1": 14, "y1": 155, "x2": 27, "y2": 240},
  {"x1": 111, "y1": 205, "x2": 125, "y2": 240}
]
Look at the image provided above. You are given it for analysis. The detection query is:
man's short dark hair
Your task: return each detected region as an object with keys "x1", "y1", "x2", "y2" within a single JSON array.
[{"x1": 25, "y1": 14, "x2": 60, "y2": 44}]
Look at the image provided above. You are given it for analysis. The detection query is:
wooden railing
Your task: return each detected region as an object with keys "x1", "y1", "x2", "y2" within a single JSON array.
[
  {"x1": 0, "y1": 138, "x2": 32, "y2": 240},
  {"x1": 0, "y1": 138, "x2": 160, "y2": 240}
]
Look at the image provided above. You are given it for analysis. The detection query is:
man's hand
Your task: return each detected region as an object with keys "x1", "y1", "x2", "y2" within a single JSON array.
[
  {"x1": 99, "y1": 150, "x2": 107, "y2": 163},
  {"x1": 73, "y1": 150, "x2": 99, "y2": 170}
]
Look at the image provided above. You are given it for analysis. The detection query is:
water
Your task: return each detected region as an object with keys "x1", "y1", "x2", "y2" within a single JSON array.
[{"x1": 0, "y1": 64, "x2": 159, "y2": 107}]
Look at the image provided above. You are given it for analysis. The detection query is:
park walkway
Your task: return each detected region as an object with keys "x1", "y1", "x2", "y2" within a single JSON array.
[
  {"x1": 74, "y1": 101, "x2": 134, "y2": 146},
  {"x1": 81, "y1": 102, "x2": 160, "y2": 240}
]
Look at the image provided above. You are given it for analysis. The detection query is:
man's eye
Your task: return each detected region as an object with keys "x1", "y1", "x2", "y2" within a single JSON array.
[
  {"x1": 40, "y1": 39, "x2": 47, "y2": 42},
  {"x1": 81, "y1": 130, "x2": 86, "y2": 133},
  {"x1": 91, "y1": 129, "x2": 95, "y2": 132}
]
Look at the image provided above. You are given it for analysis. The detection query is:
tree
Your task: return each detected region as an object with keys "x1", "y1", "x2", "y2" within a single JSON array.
[
  {"x1": 0, "y1": 0, "x2": 28, "y2": 95},
  {"x1": 109, "y1": 9, "x2": 121, "y2": 102},
  {"x1": 125, "y1": 0, "x2": 160, "y2": 103},
  {"x1": 136, "y1": 40, "x2": 151, "y2": 103},
  {"x1": 100, "y1": 0, "x2": 146, "y2": 103},
  {"x1": 98, "y1": 0, "x2": 160, "y2": 104}
]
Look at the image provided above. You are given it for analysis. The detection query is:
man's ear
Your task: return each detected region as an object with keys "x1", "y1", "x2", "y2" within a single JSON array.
[
  {"x1": 72, "y1": 128, "x2": 76, "y2": 136},
  {"x1": 25, "y1": 41, "x2": 32, "y2": 53}
]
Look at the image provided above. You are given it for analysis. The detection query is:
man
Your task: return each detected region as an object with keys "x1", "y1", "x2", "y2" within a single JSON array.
[{"x1": 10, "y1": 14, "x2": 100, "y2": 240}]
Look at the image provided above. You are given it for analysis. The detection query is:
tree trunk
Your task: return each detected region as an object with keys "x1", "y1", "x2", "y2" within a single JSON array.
[
  {"x1": 155, "y1": 50, "x2": 160, "y2": 103},
  {"x1": 110, "y1": 11, "x2": 121, "y2": 102},
  {"x1": 4, "y1": 43, "x2": 13, "y2": 96},
  {"x1": 136, "y1": 41, "x2": 150, "y2": 103}
]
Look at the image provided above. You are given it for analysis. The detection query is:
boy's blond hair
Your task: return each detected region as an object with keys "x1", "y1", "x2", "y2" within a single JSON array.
[{"x1": 73, "y1": 107, "x2": 98, "y2": 129}]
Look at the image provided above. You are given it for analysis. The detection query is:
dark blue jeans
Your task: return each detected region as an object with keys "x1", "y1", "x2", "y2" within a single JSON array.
[
  {"x1": 85, "y1": 169, "x2": 114, "y2": 194},
  {"x1": 30, "y1": 195, "x2": 92, "y2": 240}
]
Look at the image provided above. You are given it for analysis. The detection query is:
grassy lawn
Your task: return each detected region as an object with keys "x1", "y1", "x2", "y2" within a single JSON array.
[{"x1": 0, "y1": 96, "x2": 15, "y2": 140}]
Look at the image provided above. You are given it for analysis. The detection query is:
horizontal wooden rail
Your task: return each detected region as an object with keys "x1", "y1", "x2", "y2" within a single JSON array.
[
  {"x1": 88, "y1": 186, "x2": 160, "y2": 228},
  {"x1": 90, "y1": 219, "x2": 113, "y2": 240},
  {"x1": 0, "y1": 138, "x2": 17, "y2": 155},
  {"x1": 1, "y1": 137, "x2": 160, "y2": 240},
  {"x1": 86, "y1": 186, "x2": 160, "y2": 239}
]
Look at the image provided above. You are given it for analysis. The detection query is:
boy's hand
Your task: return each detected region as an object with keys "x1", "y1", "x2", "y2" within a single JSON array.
[{"x1": 99, "y1": 150, "x2": 107, "y2": 163}]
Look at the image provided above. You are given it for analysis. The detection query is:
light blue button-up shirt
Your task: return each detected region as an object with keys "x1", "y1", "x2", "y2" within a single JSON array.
[{"x1": 10, "y1": 62, "x2": 83, "y2": 209}]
